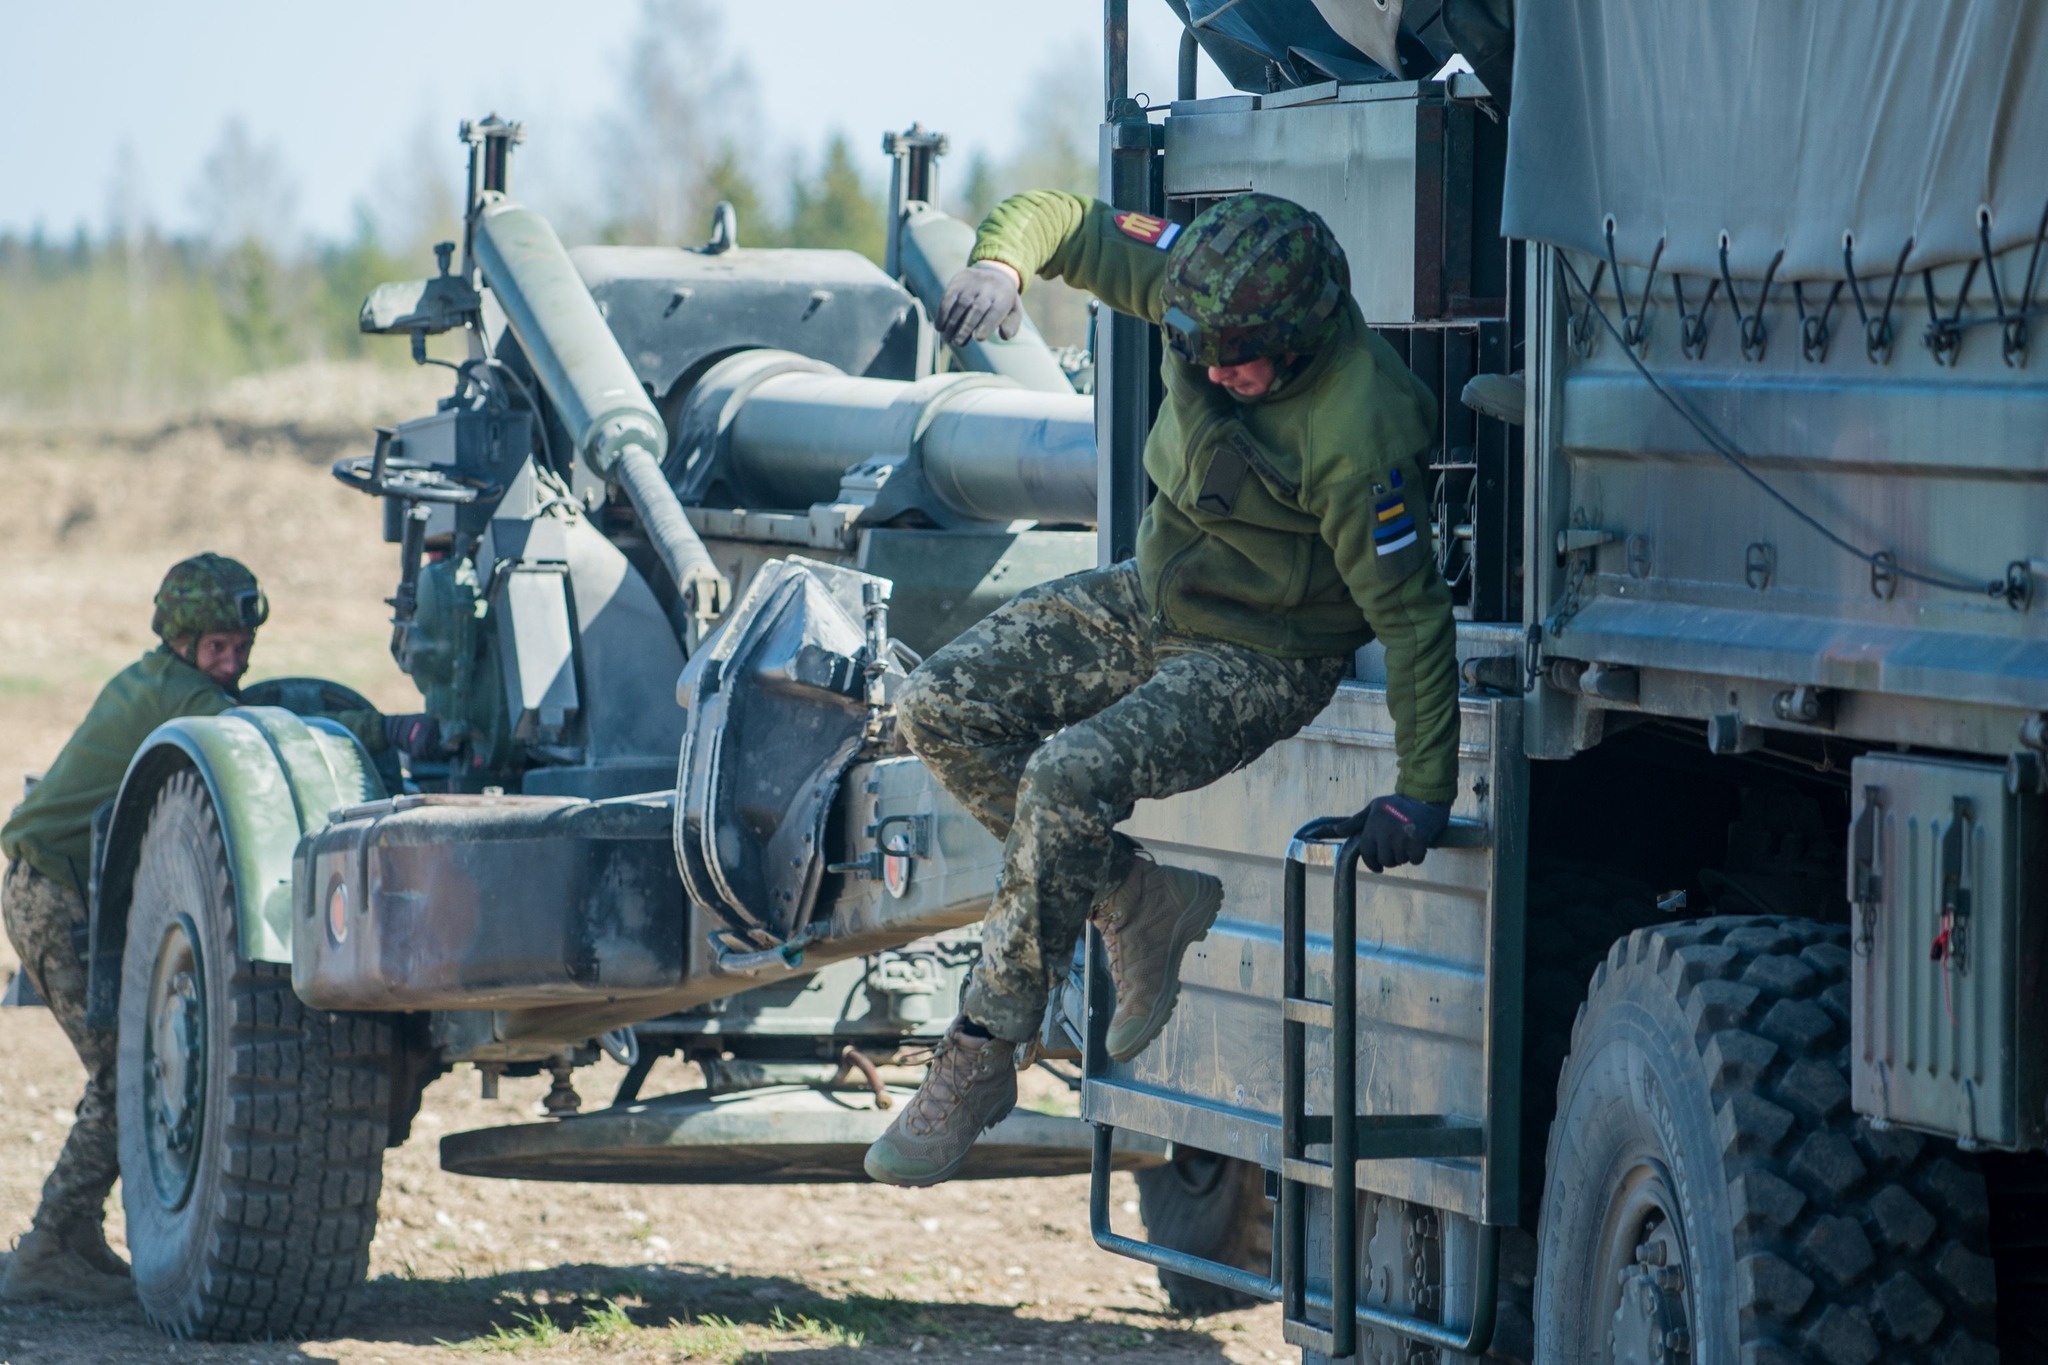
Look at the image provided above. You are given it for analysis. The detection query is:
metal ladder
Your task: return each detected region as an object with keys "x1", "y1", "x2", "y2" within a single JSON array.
[
  {"x1": 1087, "y1": 814, "x2": 1503, "y2": 1359},
  {"x1": 1279, "y1": 816, "x2": 1499, "y2": 1360}
]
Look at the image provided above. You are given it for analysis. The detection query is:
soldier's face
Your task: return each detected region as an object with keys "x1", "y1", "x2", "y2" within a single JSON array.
[
  {"x1": 194, "y1": 630, "x2": 254, "y2": 687},
  {"x1": 1206, "y1": 357, "x2": 1278, "y2": 398}
]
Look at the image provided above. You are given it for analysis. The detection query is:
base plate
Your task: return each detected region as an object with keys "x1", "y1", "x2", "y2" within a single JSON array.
[{"x1": 439, "y1": 1084, "x2": 1169, "y2": 1184}]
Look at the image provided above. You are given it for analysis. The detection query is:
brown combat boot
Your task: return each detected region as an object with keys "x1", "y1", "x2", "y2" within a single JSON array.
[
  {"x1": 863, "y1": 1019, "x2": 1018, "y2": 1187},
  {"x1": 1094, "y1": 859, "x2": 1224, "y2": 1062},
  {"x1": 61, "y1": 1220, "x2": 129, "y2": 1278},
  {"x1": 1, "y1": 1224, "x2": 132, "y2": 1306}
]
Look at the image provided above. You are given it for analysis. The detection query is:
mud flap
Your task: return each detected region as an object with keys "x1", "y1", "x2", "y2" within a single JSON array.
[{"x1": 674, "y1": 557, "x2": 900, "y2": 950}]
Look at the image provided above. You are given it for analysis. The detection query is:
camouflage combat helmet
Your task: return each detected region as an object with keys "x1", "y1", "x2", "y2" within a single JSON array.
[
  {"x1": 1160, "y1": 193, "x2": 1350, "y2": 368},
  {"x1": 151, "y1": 553, "x2": 268, "y2": 641}
]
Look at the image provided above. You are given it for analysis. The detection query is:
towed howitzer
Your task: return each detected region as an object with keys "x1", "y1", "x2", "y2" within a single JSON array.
[
  {"x1": 313, "y1": 117, "x2": 1100, "y2": 1037},
  {"x1": 86, "y1": 115, "x2": 1154, "y2": 1342}
]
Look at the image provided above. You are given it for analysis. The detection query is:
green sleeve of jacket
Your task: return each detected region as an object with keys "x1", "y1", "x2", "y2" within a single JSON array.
[
  {"x1": 324, "y1": 708, "x2": 390, "y2": 754},
  {"x1": 969, "y1": 192, "x2": 1169, "y2": 323},
  {"x1": 1307, "y1": 458, "x2": 1461, "y2": 805}
]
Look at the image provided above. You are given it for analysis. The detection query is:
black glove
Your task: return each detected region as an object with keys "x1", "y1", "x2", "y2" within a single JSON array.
[
  {"x1": 936, "y1": 262, "x2": 1024, "y2": 348},
  {"x1": 1327, "y1": 794, "x2": 1452, "y2": 873},
  {"x1": 382, "y1": 712, "x2": 443, "y2": 757}
]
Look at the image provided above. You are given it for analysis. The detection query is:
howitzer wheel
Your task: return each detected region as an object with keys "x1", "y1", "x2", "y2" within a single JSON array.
[
  {"x1": 440, "y1": 1083, "x2": 1168, "y2": 1184},
  {"x1": 116, "y1": 771, "x2": 393, "y2": 1339}
]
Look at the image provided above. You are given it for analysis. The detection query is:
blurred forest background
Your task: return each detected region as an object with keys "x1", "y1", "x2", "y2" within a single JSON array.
[{"x1": 0, "y1": 0, "x2": 1099, "y2": 422}]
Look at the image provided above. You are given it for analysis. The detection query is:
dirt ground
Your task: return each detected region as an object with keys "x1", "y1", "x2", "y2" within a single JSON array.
[{"x1": 0, "y1": 365, "x2": 1288, "y2": 1364}]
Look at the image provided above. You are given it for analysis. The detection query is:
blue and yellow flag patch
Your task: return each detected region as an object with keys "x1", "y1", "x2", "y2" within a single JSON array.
[{"x1": 1372, "y1": 467, "x2": 1418, "y2": 557}]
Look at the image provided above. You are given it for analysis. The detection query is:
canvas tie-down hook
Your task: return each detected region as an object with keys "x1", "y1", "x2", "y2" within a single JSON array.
[
  {"x1": 1718, "y1": 236, "x2": 1783, "y2": 362},
  {"x1": 1671, "y1": 273, "x2": 1719, "y2": 359},
  {"x1": 1566, "y1": 257, "x2": 1606, "y2": 357},
  {"x1": 1795, "y1": 280, "x2": 1843, "y2": 363},
  {"x1": 1919, "y1": 256, "x2": 1979, "y2": 367},
  {"x1": 1601, "y1": 219, "x2": 1662, "y2": 352},
  {"x1": 1977, "y1": 202, "x2": 2048, "y2": 368},
  {"x1": 1844, "y1": 234, "x2": 1913, "y2": 364},
  {"x1": 2008, "y1": 201, "x2": 2048, "y2": 366}
]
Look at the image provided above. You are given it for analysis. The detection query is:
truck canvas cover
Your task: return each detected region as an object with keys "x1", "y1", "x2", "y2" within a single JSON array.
[{"x1": 1502, "y1": 0, "x2": 2048, "y2": 279}]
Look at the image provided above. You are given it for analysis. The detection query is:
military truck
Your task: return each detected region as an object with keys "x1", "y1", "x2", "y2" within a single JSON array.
[
  {"x1": 1068, "y1": 2, "x2": 2048, "y2": 1363},
  {"x1": 86, "y1": 0, "x2": 2048, "y2": 1360}
]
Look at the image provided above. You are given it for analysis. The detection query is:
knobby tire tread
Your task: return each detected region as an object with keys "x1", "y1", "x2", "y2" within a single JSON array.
[
  {"x1": 1560, "y1": 915, "x2": 1997, "y2": 1364},
  {"x1": 132, "y1": 772, "x2": 392, "y2": 1340}
]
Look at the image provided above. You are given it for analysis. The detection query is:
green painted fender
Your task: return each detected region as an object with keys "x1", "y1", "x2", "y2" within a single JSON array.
[{"x1": 101, "y1": 706, "x2": 385, "y2": 966}]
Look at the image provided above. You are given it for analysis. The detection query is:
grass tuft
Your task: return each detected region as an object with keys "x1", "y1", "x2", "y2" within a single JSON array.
[
  {"x1": 668, "y1": 1311, "x2": 749, "y2": 1361},
  {"x1": 461, "y1": 1309, "x2": 564, "y2": 1353}
]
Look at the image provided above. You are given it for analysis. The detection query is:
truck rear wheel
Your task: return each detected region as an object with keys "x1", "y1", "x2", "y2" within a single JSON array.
[
  {"x1": 1536, "y1": 916, "x2": 1998, "y2": 1363},
  {"x1": 1135, "y1": 1146, "x2": 1272, "y2": 1315},
  {"x1": 116, "y1": 771, "x2": 393, "y2": 1339}
]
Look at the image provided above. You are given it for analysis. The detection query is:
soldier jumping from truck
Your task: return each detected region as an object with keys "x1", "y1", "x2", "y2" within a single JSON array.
[
  {"x1": 0, "y1": 554, "x2": 438, "y2": 1304},
  {"x1": 863, "y1": 190, "x2": 1464, "y2": 1187}
]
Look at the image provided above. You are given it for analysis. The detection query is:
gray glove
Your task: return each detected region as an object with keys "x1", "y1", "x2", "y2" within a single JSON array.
[
  {"x1": 936, "y1": 262, "x2": 1024, "y2": 348},
  {"x1": 1327, "y1": 794, "x2": 1452, "y2": 873}
]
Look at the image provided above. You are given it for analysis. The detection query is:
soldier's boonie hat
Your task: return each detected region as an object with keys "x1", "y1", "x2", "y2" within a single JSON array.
[
  {"x1": 1161, "y1": 192, "x2": 1350, "y2": 368},
  {"x1": 152, "y1": 553, "x2": 268, "y2": 640}
]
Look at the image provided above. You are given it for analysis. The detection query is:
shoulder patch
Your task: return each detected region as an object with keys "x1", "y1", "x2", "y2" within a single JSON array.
[
  {"x1": 1114, "y1": 211, "x2": 1182, "y2": 250},
  {"x1": 1373, "y1": 468, "x2": 1418, "y2": 555},
  {"x1": 1370, "y1": 464, "x2": 1428, "y2": 579}
]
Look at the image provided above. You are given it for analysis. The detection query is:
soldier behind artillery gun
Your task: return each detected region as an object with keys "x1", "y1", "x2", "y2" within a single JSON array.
[
  {"x1": 864, "y1": 191, "x2": 1463, "y2": 1186},
  {"x1": 0, "y1": 554, "x2": 439, "y2": 1304}
]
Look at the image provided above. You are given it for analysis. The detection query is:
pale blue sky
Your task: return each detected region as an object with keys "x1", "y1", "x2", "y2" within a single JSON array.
[{"x1": 0, "y1": 1, "x2": 1221, "y2": 243}]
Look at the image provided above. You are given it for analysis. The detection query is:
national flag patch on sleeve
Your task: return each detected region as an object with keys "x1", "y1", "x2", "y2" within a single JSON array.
[
  {"x1": 1372, "y1": 466, "x2": 1419, "y2": 557},
  {"x1": 1114, "y1": 211, "x2": 1182, "y2": 250}
]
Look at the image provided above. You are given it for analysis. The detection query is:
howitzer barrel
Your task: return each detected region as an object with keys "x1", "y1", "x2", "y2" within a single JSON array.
[
  {"x1": 918, "y1": 383, "x2": 1100, "y2": 525},
  {"x1": 698, "y1": 355, "x2": 1097, "y2": 525},
  {"x1": 473, "y1": 194, "x2": 728, "y2": 624},
  {"x1": 473, "y1": 195, "x2": 661, "y2": 475}
]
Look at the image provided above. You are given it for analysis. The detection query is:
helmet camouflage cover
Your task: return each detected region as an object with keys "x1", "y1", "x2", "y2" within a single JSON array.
[
  {"x1": 1160, "y1": 192, "x2": 1351, "y2": 368},
  {"x1": 151, "y1": 553, "x2": 268, "y2": 641}
]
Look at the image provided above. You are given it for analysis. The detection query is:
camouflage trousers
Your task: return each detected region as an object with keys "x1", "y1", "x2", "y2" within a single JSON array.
[
  {"x1": 2, "y1": 860, "x2": 118, "y2": 1234},
  {"x1": 897, "y1": 562, "x2": 1346, "y2": 1042}
]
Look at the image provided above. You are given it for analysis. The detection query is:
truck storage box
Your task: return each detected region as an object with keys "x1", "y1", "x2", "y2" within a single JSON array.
[{"x1": 1850, "y1": 754, "x2": 2048, "y2": 1150}]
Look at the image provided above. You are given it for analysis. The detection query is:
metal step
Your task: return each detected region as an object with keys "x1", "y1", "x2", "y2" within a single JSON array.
[{"x1": 440, "y1": 1082, "x2": 1168, "y2": 1184}]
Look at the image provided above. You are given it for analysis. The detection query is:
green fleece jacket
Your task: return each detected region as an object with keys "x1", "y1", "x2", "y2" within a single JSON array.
[
  {"x1": 1, "y1": 647, "x2": 384, "y2": 889},
  {"x1": 971, "y1": 191, "x2": 1460, "y2": 802}
]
